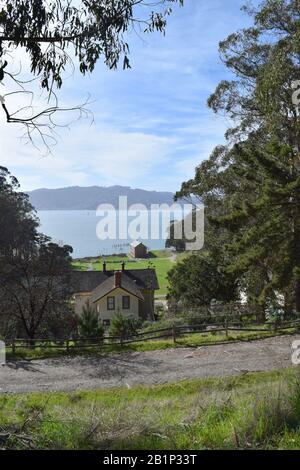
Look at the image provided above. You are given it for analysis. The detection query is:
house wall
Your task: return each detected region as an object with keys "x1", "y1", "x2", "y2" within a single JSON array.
[
  {"x1": 74, "y1": 289, "x2": 140, "y2": 322},
  {"x1": 94, "y1": 288, "x2": 140, "y2": 322},
  {"x1": 74, "y1": 288, "x2": 155, "y2": 323},
  {"x1": 130, "y1": 244, "x2": 147, "y2": 258}
]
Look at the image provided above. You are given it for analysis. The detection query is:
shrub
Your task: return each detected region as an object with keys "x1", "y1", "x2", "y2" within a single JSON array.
[
  {"x1": 265, "y1": 300, "x2": 285, "y2": 326},
  {"x1": 78, "y1": 301, "x2": 104, "y2": 339},
  {"x1": 109, "y1": 311, "x2": 141, "y2": 343},
  {"x1": 154, "y1": 305, "x2": 165, "y2": 321}
]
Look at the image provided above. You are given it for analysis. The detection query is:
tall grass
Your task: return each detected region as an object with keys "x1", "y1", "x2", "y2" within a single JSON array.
[{"x1": 2, "y1": 368, "x2": 300, "y2": 449}]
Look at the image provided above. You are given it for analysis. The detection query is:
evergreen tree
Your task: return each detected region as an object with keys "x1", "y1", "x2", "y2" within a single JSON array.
[
  {"x1": 175, "y1": 1, "x2": 300, "y2": 313},
  {"x1": 78, "y1": 301, "x2": 104, "y2": 339},
  {"x1": 0, "y1": 167, "x2": 74, "y2": 341},
  {"x1": 167, "y1": 253, "x2": 239, "y2": 307},
  {"x1": 109, "y1": 311, "x2": 140, "y2": 343}
]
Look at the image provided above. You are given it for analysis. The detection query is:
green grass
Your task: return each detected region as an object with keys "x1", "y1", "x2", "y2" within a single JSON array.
[
  {"x1": 6, "y1": 328, "x2": 297, "y2": 361},
  {"x1": 149, "y1": 249, "x2": 173, "y2": 258},
  {"x1": 72, "y1": 252, "x2": 173, "y2": 296},
  {"x1": 2, "y1": 368, "x2": 300, "y2": 449}
]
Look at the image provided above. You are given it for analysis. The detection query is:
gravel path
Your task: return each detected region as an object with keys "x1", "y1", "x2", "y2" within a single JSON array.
[{"x1": 0, "y1": 335, "x2": 298, "y2": 394}]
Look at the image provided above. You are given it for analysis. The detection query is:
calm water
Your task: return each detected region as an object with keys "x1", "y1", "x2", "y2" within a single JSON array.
[{"x1": 38, "y1": 210, "x2": 185, "y2": 258}]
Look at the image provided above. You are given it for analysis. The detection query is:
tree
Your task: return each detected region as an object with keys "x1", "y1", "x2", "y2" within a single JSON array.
[
  {"x1": 165, "y1": 219, "x2": 186, "y2": 252},
  {"x1": 0, "y1": 167, "x2": 76, "y2": 341},
  {"x1": 167, "y1": 253, "x2": 238, "y2": 307},
  {"x1": 78, "y1": 301, "x2": 104, "y2": 339},
  {"x1": 165, "y1": 206, "x2": 203, "y2": 252},
  {"x1": 0, "y1": 0, "x2": 183, "y2": 148},
  {"x1": 109, "y1": 311, "x2": 140, "y2": 345},
  {"x1": 0, "y1": 166, "x2": 39, "y2": 334},
  {"x1": 0, "y1": 166, "x2": 38, "y2": 258},
  {"x1": 175, "y1": 0, "x2": 300, "y2": 313},
  {"x1": 2, "y1": 235, "x2": 73, "y2": 343}
]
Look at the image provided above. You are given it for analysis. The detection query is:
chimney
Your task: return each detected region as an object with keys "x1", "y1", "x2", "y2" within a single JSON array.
[
  {"x1": 103, "y1": 261, "x2": 107, "y2": 272},
  {"x1": 114, "y1": 271, "x2": 122, "y2": 288},
  {"x1": 121, "y1": 261, "x2": 125, "y2": 271}
]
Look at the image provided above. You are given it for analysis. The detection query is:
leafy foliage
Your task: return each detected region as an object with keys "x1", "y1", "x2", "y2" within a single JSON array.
[
  {"x1": 167, "y1": 254, "x2": 238, "y2": 307},
  {"x1": 0, "y1": 166, "x2": 38, "y2": 257},
  {"x1": 173, "y1": 0, "x2": 300, "y2": 314},
  {"x1": 78, "y1": 301, "x2": 104, "y2": 339},
  {"x1": 0, "y1": 167, "x2": 74, "y2": 340},
  {"x1": 109, "y1": 311, "x2": 141, "y2": 340},
  {"x1": 0, "y1": 1, "x2": 183, "y2": 93},
  {"x1": 0, "y1": 1, "x2": 184, "y2": 147}
]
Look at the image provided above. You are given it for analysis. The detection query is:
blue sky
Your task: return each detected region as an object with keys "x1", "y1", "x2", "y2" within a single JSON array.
[{"x1": 1, "y1": 0, "x2": 256, "y2": 193}]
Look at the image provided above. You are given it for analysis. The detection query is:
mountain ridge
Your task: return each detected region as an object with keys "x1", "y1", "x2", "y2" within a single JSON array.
[{"x1": 27, "y1": 185, "x2": 181, "y2": 210}]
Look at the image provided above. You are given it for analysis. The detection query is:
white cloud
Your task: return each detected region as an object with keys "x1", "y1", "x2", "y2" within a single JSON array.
[{"x1": 0, "y1": 118, "x2": 176, "y2": 190}]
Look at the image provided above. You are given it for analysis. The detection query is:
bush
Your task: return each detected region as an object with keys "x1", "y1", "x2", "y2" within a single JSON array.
[
  {"x1": 141, "y1": 317, "x2": 185, "y2": 334},
  {"x1": 109, "y1": 312, "x2": 141, "y2": 342},
  {"x1": 265, "y1": 300, "x2": 285, "y2": 326},
  {"x1": 154, "y1": 305, "x2": 165, "y2": 321},
  {"x1": 78, "y1": 301, "x2": 104, "y2": 339}
]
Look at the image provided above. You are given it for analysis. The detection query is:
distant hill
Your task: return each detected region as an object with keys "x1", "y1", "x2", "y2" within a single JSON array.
[{"x1": 27, "y1": 185, "x2": 182, "y2": 210}]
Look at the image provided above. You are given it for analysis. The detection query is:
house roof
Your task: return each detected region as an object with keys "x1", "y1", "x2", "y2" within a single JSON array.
[
  {"x1": 70, "y1": 268, "x2": 159, "y2": 293},
  {"x1": 130, "y1": 240, "x2": 146, "y2": 248},
  {"x1": 90, "y1": 273, "x2": 144, "y2": 303}
]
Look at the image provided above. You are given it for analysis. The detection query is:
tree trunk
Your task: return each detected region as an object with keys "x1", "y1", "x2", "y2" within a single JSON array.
[
  {"x1": 293, "y1": 192, "x2": 300, "y2": 313},
  {"x1": 296, "y1": 278, "x2": 300, "y2": 314},
  {"x1": 28, "y1": 334, "x2": 35, "y2": 349},
  {"x1": 294, "y1": 223, "x2": 300, "y2": 313},
  {"x1": 257, "y1": 304, "x2": 266, "y2": 323}
]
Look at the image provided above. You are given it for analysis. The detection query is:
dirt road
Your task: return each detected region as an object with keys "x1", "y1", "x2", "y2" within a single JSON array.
[{"x1": 0, "y1": 335, "x2": 298, "y2": 394}]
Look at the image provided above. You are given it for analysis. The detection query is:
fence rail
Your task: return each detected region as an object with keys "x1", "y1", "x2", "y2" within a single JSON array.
[{"x1": 5, "y1": 317, "x2": 300, "y2": 354}]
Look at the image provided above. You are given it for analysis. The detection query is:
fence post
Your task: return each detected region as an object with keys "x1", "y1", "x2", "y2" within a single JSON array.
[
  {"x1": 172, "y1": 325, "x2": 177, "y2": 344},
  {"x1": 225, "y1": 313, "x2": 228, "y2": 338},
  {"x1": 12, "y1": 338, "x2": 16, "y2": 355}
]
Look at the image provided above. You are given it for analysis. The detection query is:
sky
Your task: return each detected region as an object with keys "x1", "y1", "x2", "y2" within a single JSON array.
[{"x1": 0, "y1": 0, "x2": 256, "y2": 193}]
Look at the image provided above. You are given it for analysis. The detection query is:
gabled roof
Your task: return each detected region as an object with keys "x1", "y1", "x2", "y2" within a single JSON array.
[
  {"x1": 90, "y1": 274, "x2": 144, "y2": 303},
  {"x1": 130, "y1": 240, "x2": 146, "y2": 248},
  {"x1": 70, "y1": 268, "x2": 159, "y2": 293}
]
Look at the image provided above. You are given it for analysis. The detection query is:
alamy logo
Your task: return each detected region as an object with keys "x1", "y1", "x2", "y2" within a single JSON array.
[{"x1": 95, "y1": 196, "x2": 205, "y2": 251}]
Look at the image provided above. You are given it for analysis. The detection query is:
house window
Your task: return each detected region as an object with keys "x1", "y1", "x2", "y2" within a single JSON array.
[
  {"x1": 122, "y1": 296, "x2": 130, "y2": 310},
  {"x1": 107, "y1": 297, "x2": 115, "y2": 310},
  {"x1": 103, "y1": 319, "x2": 111, "y2": 328}
]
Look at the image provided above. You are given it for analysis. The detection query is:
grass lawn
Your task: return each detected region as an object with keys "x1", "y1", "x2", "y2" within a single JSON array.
[
  {"x1": 2, "y1": 368, "x2": 300, "y2": 449},
  {"x1": 72, "y1": 250, "x2": 174, "y2": 296},
  {"x1": 6, "y1": 328, "x2": 297, "y2": 361}
]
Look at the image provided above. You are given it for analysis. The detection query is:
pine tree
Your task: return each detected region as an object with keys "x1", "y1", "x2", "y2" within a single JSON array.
[{"x1": 78, "y1": 301, "x2": 104, "y2": 339}]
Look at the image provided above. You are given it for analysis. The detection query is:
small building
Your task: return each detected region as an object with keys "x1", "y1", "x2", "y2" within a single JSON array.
[
  {"x1": 71, "y1": 264, "x2": 159, "y2": 327},
  {"x1": 130, "y1": 240, "x2": 147, "y2": 259}
]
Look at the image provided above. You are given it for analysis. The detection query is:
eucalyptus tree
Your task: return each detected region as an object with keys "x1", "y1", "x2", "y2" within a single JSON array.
[
  {"x1": 0, "y1": 0, "x2": 183, "y2": 147},
  {"x1": 174, "y1": 0, "x2": 300, "y2": 312}
]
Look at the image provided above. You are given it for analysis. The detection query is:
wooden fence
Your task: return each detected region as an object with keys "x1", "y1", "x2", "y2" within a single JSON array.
[{"x1": 5, "y1": 317, "x2": 300, "y2": 354}]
